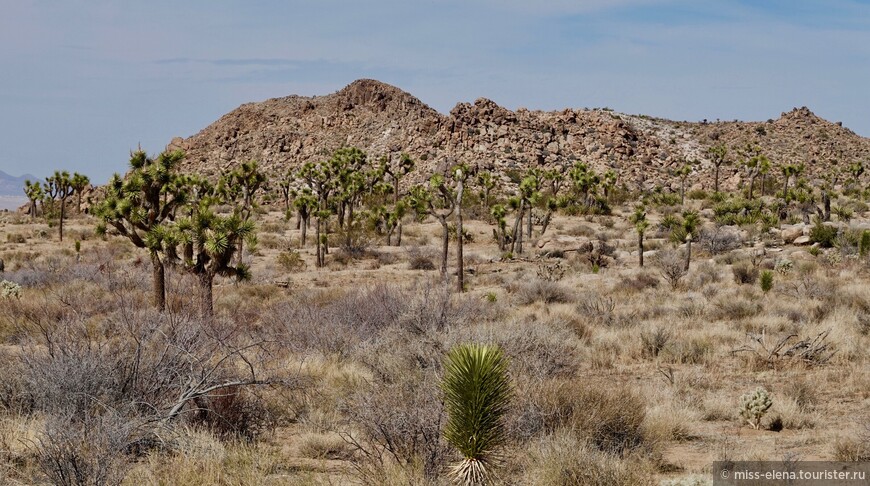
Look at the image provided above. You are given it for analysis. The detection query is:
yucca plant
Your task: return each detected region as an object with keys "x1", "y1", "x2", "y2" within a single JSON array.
[{"x1": 441, "y1": 343, "x2": 512, "y2": 486}]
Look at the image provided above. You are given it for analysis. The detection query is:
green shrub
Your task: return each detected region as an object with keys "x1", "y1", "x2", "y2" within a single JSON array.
[
  {"x1": 759, "y1": 270, "x2": 774, "y2": 293},
  {"x1": 809, "y1": 220, "x2": 837, "y2": 248}
]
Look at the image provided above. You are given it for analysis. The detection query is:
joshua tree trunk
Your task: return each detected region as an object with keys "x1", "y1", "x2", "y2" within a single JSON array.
[
  {"x1": 748, "y1": 174, "x2": 757, "y2": 200},
  {"x1": 315, "y1": 218, "x2": 322, "y2": 267},
  {"x1": 76, "y1": 192, "x2": 83, "y2": 214},
  {"x1": 760, "y1": 173, "x2": 766, "y2": 196},
  {"x1": 684, "y1": 237, "x2": 692, "y2": 272},
  {"x1": 541, "y1": 212, "x2": 553, "y2": 236},
  {"x1": 680, "y1": 179, "x2": 686, "y2": 205},
  {"x1": 822, "y1": 190, "x2": 831, "y2": 221},
  {"x1": 456, "y1": 178, "x2": 465, "y2": 292},
  {"x1": 527, "y1": 207, "x2": 533, "y2": 239},
  {"x1": 516, "y1": 217, "x2": 524, "y2": 255},
  {"x1": 638, "y1": 232, "x2": 645, "y2": 268},
  {"x1": 198, "y1": 271, "x2": 215, "y2": 320},
  {"x1": 150, "y1": 251, "x2": 166, "y2": 311},
  {"x1": 439, "y1": 217, "x2": 449, "y2": 276},
  {"x1": 714, "y1": 165, "x2": 720, "y2": 193},
  {"x1": 58, "y1": 198, "x2": 66, "y2": 242},
  {"x1": 509, "y1": 200, "x2": 525, "y2": 254},
  {"x1": 300, "y1": 217, "x2": 308, "y2": 247},
  {"x1": 395, "y1": 220, "x2": 403, "y2": 246}
]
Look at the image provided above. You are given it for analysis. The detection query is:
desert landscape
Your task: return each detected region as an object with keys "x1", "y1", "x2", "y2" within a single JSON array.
[{"x1": 0, "y1": 79, "x2": 869, "y2": 485}]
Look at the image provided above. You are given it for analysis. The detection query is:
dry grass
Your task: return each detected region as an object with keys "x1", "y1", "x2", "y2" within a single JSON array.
[{"x1": 1, "y1": 203, "x2": 869, "y2": 484}]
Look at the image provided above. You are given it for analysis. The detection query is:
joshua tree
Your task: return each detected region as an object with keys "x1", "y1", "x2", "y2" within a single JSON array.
[
  {"x1": 740, "y1": 145, "x2": 765, "y2": 200},
  {"x1": 277, "y1": 168, "x2": 295, "y2": 212},
  {"x1": 781, "y1": 163, "x2": 804, "y2": 202},
  {"x1": 569, "y1": 160, "x2": 600, "y2": 210},
  {"x1": 23, "y1": 179, "x2": 43, "y2": 219},
  {"x1": 490, "y1": 204, "x2": 509, "y2": 252},
  {"x1": 95, "y1": 150, "x2": 187, "y2": 310},
  {"x1": 669, "y1": 210, "x2": 700, "y2": 271},
  {"x1": 707, "y1": 143, "x2": 728, "y2": 193},
  {"x1": 43, "y1": 171, "x2": 74, "y2": 241},
  {"x1": 218, "y1": 160, "x2": 266, "y2": 263},
  {"x1": 298, "y1": 159, "x2": 337, "y2": 267},
  {"x1": 164, "y1": 176, "x2": 255, "y2": 319},
  {"x1": 509, "y1": 174, "x2": 540, "y2": 254},
  {"x1": 476, "y1": 170, "x2": 497, "y2": 210},
  {"x1": 754, "y1": 155, "x2": 770, "y2": 197},
  {"x1": 441, "y1": 343, "x2": 511, "y2": 486},
  {"x1": 291, "y1": 189, "x2": 317, "y2": 247},
  {"x1": 676, "y1": 162, "x2": 695, "y2": 205},
  {"x1": 454, "y1": 165, "x2": 470, "y2": 292},
  {"x1": 629, "y1": 205, "x2": 649, "y2": 267},
  {"x1": 70, "y1": 172, "x2": 90, "y2": 214},
  {"x1": 410, "y1": 174, "x2": 456, "y2": 276}
]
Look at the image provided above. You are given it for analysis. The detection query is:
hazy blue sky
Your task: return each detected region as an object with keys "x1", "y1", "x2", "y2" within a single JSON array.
[{"x1": 1, "y1": 0, "x2": 869, "y2": 182}]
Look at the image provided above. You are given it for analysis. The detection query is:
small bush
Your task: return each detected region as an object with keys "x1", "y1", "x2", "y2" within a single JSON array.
[
  {"x1": 407, "y1": 247, "x2": 436, "y2": 271},
  {"x1": 732, "y1": 262, "x2": 759, "y2": 285},
  {"x1": 276, "y1": 250, "x2": 306, "y2": 272},
  {"x1": 809, "y1": 221, "x2": 838, "y2": 248},
  {"x1": 654, "y1": 249, "x2": 687, "y2": 289},
  {"x1": 640, "y1": 327, "x2": 671, "y2": 358},
  {"x1": 516, "y1": 280, "x2": 573, "y2": 305},
  {"x1": 759, "y1": 270, "x2": 774, "y2": 293}
]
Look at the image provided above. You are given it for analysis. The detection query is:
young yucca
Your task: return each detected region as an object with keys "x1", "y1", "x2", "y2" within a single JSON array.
[{"x1": 441, "y1": 343, "x2": 512, "y2": 486}]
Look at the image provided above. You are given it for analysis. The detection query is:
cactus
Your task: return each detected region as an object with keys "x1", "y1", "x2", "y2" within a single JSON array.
[
  {"x1": 739, "y1": 387, "x2": 772, "y2": 429},
  {"x1": 1, "y1": 280, "x2": 21, "y2": 299}
]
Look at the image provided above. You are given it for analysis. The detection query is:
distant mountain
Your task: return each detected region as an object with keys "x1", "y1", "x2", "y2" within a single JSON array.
[
  {"x1": 171, "y1": 79, "x2": 870, "y2": 191},
  {"x1": 0, "y1": 170, "x2": 39, "y2": 197}
]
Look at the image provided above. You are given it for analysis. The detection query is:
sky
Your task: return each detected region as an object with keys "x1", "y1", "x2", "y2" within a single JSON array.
[{"x1": 1, "y1": 0, "x2": 869, "y2": 183}]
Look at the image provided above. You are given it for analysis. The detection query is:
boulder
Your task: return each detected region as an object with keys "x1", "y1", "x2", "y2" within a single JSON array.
[
  {"x1": 781, "y1": 224, "x2": 805, "y2": 244},
  {"x1": 793, "y1": 235, "x2": 812, "y2": 246}
]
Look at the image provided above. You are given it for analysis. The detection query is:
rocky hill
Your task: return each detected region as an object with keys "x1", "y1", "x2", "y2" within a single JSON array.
[{"x1": 170, "y1": 79, "x2": 870, "y2": 192}]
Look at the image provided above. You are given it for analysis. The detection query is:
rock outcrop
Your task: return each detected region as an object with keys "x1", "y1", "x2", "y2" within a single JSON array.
[{"x1": 170, "y1": 80, "x2": 870, "y2": 191}]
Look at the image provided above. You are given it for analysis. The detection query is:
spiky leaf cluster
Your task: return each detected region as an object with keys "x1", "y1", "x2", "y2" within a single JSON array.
[
  {"x1": 441, "y1": 343, "x2": 511, "y2": 486},
  {"x1": 738, "y1": 387, "x2": 772, "y2": 430}
]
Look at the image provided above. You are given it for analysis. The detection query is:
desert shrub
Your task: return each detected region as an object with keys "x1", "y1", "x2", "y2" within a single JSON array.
[
  {"x1": 276, "y1": 250, "x2": 306, "y2": 272},
  {"x1": 709, "y1": 293, "x2": 762, "y2": 321},
  {"x1": 732, "y1": 262, "x2": 759, "y2": 284},
  {"x1": 698, "y1": 226, "x2": 743, "y2": 255},
  {"x1": 521, "y1": 432, "x2": 656, "y2": 486},
  {"x1": 516, "y1": 279, "x2": 573, "y2": 305},
  {"x1": 189, "y1": 387, "x2": 274, "y2": 442},
  {"x1": 515, "y1": 380, "x2": 649, "y2": 456},
  {"x1": 760, "y1": 270, "x2": 774, "y2": 293},
  {"x1": 640, "y1": 327, "x2": 671, "y2": 358},
  {"x1": 575, "y1": 293, "x2": 634, "y2": 328},
  {"x1": 809, "y1": 220, "x2": 838, "y2": 248},
  {"x1": 654, "y1": 248, "x2": 687, "y2": 289},
  {"x1": 451, "y1": 318, "x2": 582, "y2": 380},
  {"x1": 618, "y1": 272, "x2": 659, "y2": 293},
  {"x1": 536, "y1": 261, "x2": 566, "y2": 282},
  {"x1": 406, "y1": 246, "x2": 436, "y2": 271},
  {"x1": 37, "y1": 413, "x2": 138, "y2": 486},
  {"x1": 340, "y1": 368, "x2": 447, "y2": 483}
]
